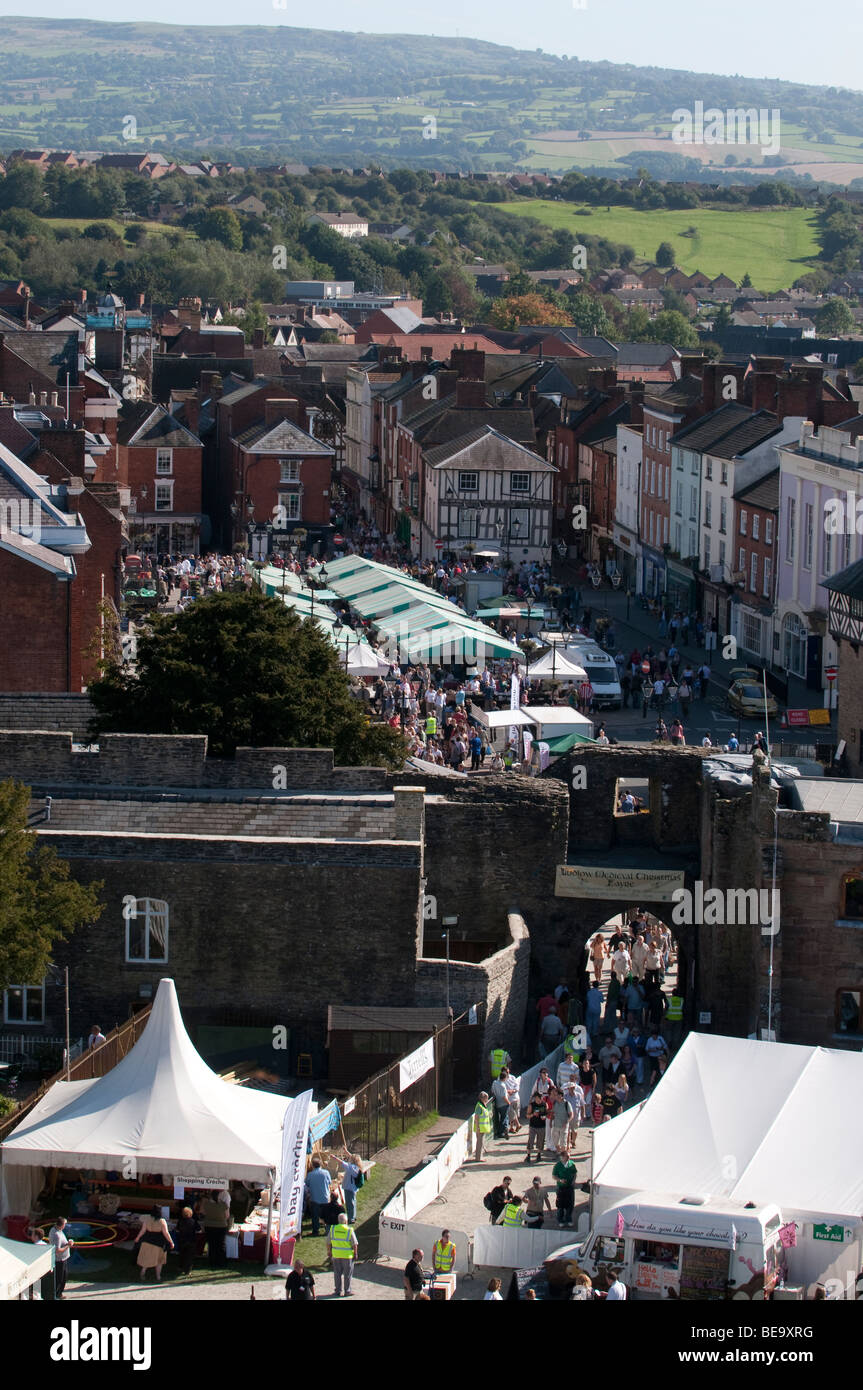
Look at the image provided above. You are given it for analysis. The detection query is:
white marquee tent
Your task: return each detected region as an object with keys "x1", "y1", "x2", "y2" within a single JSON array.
[
  {"x1": 0, "y1": 979, "x2": 300, "y2": 1219},
  {"x1": 592, "y1": 1033, "x2": 863, "y2": 1287},
  {"x1": 0, "y1": 1234, "x2": 53, "y2": 1300}
]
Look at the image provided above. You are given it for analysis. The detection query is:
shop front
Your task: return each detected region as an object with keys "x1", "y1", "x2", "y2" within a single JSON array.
[
  {"x1": 612, "y1": 524, "x2": 639, "y2": 592},
  {"x1": 665, "y1": 558, "x2": 697, "y2": 617},
  {"x1": 640, "y1": 545, "x2": 666, "y2": 600}
]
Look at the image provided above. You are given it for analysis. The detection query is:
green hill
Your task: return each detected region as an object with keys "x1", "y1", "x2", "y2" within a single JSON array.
[
  {"x1": 494, "y1": 203, "x2": 821, "y2": 291},
  {"x1": 1, "y1": 17, "x2": 863, "y2": 182}
]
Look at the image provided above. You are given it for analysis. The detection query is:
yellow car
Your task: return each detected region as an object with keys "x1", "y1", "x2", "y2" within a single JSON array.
[
  {"x1": 726, "y1": 680, "x2": 779, "y2": 719},
  {"x1": 727, "y1": 666, "x2": 761, "y2": 686}
]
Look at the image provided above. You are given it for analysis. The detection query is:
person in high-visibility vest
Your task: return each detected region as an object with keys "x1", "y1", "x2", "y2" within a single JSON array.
[
  {"x1": 432, "y1": 1229, "x2": 456, "y2": 1274},
  {"x1": 666, "y1": 993, "x2": 684, "y2": 1050},
  {"x1": 327, "y1": 1215, "x2": 358, "y2": 1298},
  {"x1": 474, "y1": 1091, "x2": 493, "y2": 1162},
  {"x1": 497, "y1": 1196, "x2": 525, "y2": 1228},
  {"x1": 489, "y1": 1046, "x2": 511, "y2": 1080}
]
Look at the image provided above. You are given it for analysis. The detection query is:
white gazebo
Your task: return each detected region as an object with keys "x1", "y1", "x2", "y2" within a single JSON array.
[
  {"x1": 527, "y1": 649, "x2": 587, "y2": 683},
  {"x1": 0, "y1": 979, "x2": 301, "y2": 1225}
]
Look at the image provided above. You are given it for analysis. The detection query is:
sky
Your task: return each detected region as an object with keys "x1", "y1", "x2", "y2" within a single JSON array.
[{"x1": 1, "y1": 0, "x2": 860, "y2": 93}]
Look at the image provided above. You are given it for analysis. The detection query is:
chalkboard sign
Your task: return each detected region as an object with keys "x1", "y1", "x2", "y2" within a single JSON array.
[{"x1": 679, "y1": 1244, "x2": 729, "y2": 1301}]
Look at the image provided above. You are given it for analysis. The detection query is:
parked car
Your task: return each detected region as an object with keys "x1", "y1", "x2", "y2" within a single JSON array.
[
  {"x1": 727, "y1": 680, "x2": 778, "y2": 719},
  {"x1": 727, "y1": 665, "x2": 762, "y2": 686}
]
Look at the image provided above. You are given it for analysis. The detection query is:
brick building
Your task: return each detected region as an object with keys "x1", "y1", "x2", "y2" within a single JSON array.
[
  {"x1": 0, "y1": 431, "x2": 124, "y2": 693},
  {"x1": 229, "y1": 398, "x2": 335, "y2": 556},
  {"x1": 117, "y1": 402, "x2": 205, "y2": 554}
]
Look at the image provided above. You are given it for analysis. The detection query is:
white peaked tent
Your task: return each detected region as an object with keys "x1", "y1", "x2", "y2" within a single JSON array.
[
  {"x1": 592, "y1": 1033, "x2": 863, "y2": 1223},
  {"x1": 0, "y1": 979, "x2": 297, "y2": 1188},
  {"x1": 527, "y1": 649, "x2": 587, "y2": 682},
  {"x1": 0, "y1": 1235, "x2": 52, "y2": 1300}
]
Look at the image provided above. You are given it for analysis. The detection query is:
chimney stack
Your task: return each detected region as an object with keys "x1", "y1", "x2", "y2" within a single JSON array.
[
  {"x1": 455, "y1": 378, "x2": 487, "y2": 409},
  {"x1": 252, "y1": 328, "x2": 265, "y2": 350}
]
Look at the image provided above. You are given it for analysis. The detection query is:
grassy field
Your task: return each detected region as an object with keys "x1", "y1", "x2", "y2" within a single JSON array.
[
  {"x1": 492, "y1": 202, "x2": 820, "y2": 291},
  {"x1": 39, "y1": 217, "x2": 186, "y2": 239}
]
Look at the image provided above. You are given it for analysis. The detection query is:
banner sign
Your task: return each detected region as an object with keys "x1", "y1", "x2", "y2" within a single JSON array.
[
  {"x1": 278, "y1": 1089, "x2": 314, "y2": 1240},
  {"x1": 509, "y1": 672, "x2": 520, "y2": 749},
  {"x1": 343, "y1": 1094, "x2": 357, "y2": 1116},
  {"x1": 555, "y1": 865, "x2": 685, "y2": 900},
  {"x1": 308, "y1": 1098, "x2": 340, "y2": 1143},
  {"x1": 399, "y1": 1037, "x2": 435, "y2": 1093},
  {"x1": 173, "y1": 1175, "x2": 229, "y2": 1189}
]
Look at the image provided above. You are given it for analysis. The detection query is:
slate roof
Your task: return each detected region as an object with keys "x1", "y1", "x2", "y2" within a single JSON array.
[
  {"x1": 2, "y1": 330, "x2": 79, "y2": 386},
  {"x1": 643, "y1": 375, "x2": 704, "y2": 414},
  {"x1": 672, "y1": 402, "x2": 780, "y2": 458},
  {"x1": 424, "y1": 425, "x2": 550, "y2": 469},
  {"x1": 823, "y1": 559, "x2": 863, "y2": 598},
  {"x1": 408, "y1": 403, "x2": 536, "y2": 450},
  {"x1": 235, "y1": 418, "x2": 334, "y2": 454},
  {"x1": 734, "y1": 467, "x2": 780, "y2": 510},
  {"x1": 616, "y1": 342, "x2": 680, "y2": 365},
  {"x1": 117, "y1": 403, "x2": 202, "y2": 447}
]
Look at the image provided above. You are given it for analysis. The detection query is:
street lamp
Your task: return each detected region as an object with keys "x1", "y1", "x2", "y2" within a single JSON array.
[{"x1": 333, "y1": 618, "x2": 351, "y2": 671}]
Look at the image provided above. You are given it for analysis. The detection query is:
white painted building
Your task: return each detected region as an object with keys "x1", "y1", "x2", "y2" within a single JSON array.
[
  {"x1": 614, "y1": 422, "x2": 642, "y2": 592},
  {"x1": 774, "y1": 421, "x2": 863, "y2": 685}
]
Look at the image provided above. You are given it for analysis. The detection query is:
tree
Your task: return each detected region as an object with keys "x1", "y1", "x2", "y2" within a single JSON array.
[
  {"x1": 0, "y1": 779, "x2": 104, "y2": 992},
  {"x1": 566, "y1": 291, "x2": 613, "y2": 337},
  {"x1": 87, "y1": 589, "x2": 406, "y2": 768},
  {"x1": 655, "y1": 241, "x2": 675, "y2": 268},
  {"x1": 740, "y1": 272, "x2": 753, "y2": 288},
  {"x1": 0, "y1": 162, "x2": 44, "y2": 212},
  {"x1": 816, "y1": 298, "x2": 856, "y2": 335},
  {"x1": 488, "y1": 292, "x2": 571, "y2": 330},
  {"x1": 193, "y1": 206, "x2": 243, "y2": 251},
  {"x1": 646, "y1": 310, "x2": 699, "y2": 348},
  {"x1": 713, "y1": 303, "x2": 733, "y2": 333}
]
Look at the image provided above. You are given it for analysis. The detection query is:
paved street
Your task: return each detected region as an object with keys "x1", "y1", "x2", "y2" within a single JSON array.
[{"x1": 549, "y1": 580, "x2": 836, "y2": 752}]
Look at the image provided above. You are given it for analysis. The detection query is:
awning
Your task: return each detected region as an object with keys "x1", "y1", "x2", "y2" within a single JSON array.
[
  {"x1": 543, "y1": 731, "x2": 597, "y2": 754},
  {"x1": 0, "y1": 1236, "x2": 52, "y2": 1300}
]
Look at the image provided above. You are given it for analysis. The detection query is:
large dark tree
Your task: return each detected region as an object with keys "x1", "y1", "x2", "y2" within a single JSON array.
[
  {"x1": 87, "y1": 589, "x2": 406, "y2": 767},
  {"x1": 0, "y1": 781, "x2": 104, "y2": 992}
]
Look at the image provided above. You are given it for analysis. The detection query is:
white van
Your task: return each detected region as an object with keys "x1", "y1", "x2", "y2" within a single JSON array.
[
  {"x1": 566, "y1": 643, "x2": 622, "y2": 711},
  {"x1": 553, "y1": 1193, "x2": 785, "y2": 1299}
]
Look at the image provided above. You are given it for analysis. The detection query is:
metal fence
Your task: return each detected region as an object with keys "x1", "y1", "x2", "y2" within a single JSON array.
[
  {"x1": 337, "y1": 1004, "x2": 484, "y2": 1161},
  {"x1": 0, "y1": 1035, "x2": 81, "y2": 1064},
  {"x1": 0, "y1": 1004, "x2": 152, "y2": 1144}
]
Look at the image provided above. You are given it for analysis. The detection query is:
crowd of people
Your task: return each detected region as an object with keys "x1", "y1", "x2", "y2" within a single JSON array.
[{"x1": 469, "y1": 911, "x2": 683, "y2": 1259}]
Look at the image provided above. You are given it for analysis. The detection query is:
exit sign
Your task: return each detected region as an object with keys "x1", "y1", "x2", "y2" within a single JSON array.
[{"x1": 813, "y1": 1223, "x2": 844, "y2": 1243}]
